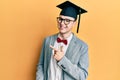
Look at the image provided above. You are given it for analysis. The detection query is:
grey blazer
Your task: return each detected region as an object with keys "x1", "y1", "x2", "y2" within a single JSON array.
[{"x1": 36, "y1": 33, "x2": 89, "y2": 80}]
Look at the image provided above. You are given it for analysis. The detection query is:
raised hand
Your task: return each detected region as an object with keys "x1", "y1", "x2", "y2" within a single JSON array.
[{"x1": 50, "y1": 45, "x2": 64, "y2": 61}]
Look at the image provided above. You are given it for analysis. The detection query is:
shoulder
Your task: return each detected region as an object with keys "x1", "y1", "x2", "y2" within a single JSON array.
[
  {"x1": 74, "y1": 36, "x2": 89, "y2": 54},
  {"x1": 43, "y1": 33, "x2": 58, "y2": 44},
  {"x1": 74, "y1": 35, "x2": 88, "y2": 48}
]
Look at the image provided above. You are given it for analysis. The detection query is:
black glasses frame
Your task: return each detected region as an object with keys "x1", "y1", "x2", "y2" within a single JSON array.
[{"x1": 57, "y1": 17, "x2": 75, "y2": 25}]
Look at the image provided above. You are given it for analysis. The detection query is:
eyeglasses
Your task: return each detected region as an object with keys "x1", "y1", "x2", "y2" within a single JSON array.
[{"x1": 57, "y1": 17, "x2": 75, "y2": 25}]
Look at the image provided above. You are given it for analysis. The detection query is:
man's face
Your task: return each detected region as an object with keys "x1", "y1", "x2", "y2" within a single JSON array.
[{"x1": 57, "y1": 15, "x2": 76, "y2": 34}]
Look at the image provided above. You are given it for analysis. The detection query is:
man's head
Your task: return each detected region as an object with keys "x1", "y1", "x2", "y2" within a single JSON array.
[
  {"x1": 57, "y1": 1, "x2": 87, "y2": 33},
  {"x1": 57, "y1": 15, "x2": 76, "y2": 34}
]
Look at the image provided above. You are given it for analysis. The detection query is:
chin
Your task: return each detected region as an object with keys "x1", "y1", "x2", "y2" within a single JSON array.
[
  {"x1": 59, "y1": 30, "x2": 69, "y2": 34},
  {"x1": 58, "y1": 29, "x2": 64, "y2": 32}
]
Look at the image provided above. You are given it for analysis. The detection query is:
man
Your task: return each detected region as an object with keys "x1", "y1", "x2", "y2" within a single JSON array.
[{"x1": 36, "y1": 1, "x2": 89, "y2": 80}]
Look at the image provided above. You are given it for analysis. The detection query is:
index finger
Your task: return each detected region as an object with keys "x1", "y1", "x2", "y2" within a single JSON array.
[{"x1": 49, "y1": 45, "x2": 58, "y2": 51}]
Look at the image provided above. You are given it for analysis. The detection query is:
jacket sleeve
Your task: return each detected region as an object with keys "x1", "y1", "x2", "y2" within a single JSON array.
[
  {"x1": 36, "y1": 39, "x2": 46, "y2": 80},
  {"x1": 58, "y1": 44, "x2": 89, "y2": 80}
]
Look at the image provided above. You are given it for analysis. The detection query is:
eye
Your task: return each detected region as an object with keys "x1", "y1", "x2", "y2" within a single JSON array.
[
  {"x1": 65, "y1": 19, "x2": 71, "y2": 22},
  {"x1": 58, "y1": 17, "x2": 64, "y2": 21}
]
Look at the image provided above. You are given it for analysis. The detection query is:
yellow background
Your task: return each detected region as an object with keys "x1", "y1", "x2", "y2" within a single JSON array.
[{"x1": 0, "y1": 0, "x2": 120, "y2": 80}]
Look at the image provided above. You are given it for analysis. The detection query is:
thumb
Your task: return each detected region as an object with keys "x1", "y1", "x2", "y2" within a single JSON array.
[{"x1": 60, "y1": 46, "x2": 64, "y2": 52}]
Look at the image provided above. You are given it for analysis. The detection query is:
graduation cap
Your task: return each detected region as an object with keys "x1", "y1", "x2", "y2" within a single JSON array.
[{"x1": 56, "y1": 1, "x2": 87, "y2": 33}]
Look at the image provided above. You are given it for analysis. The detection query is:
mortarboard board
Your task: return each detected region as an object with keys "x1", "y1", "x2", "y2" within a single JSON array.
[{"x1": 56, "y1": 1, "x2": 87, "y2": 33}]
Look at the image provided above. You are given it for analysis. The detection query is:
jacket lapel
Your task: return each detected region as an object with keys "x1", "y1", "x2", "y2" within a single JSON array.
[
  {"x1": 65, "y1": 34, "x2": 80, "y2": 59},
  {"x1": 47, "y1": 33, "x2": 58, "y2": 66},
  {"x1": 50, "y1": 33, "x2": 58, "y2": 46}
]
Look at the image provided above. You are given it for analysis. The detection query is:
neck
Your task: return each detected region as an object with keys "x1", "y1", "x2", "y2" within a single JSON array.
[{"x1": 59, "y1": 31, "x2": 72, "y2": 39}]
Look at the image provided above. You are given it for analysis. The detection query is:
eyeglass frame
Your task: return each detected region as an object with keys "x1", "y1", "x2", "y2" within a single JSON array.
[{"x1": 57, "y1": 17, "x2": 75, "y2": 25}]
